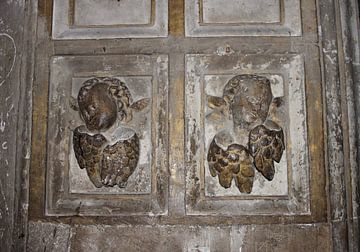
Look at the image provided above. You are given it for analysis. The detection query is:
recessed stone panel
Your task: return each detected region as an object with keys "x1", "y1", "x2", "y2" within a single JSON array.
[
  {"x1": 53, "y1": 0, "x2": 168, "y2": 39},
  {"x1": 46, "y1": 55, "x2": 169, "y2": 216},
  {"x1": 202, "y1": 0, "x2": 281, "y2": 24},
  {"x1": 185, "y1": 0, "x2": 301, "y2": 37},
  {"x1": 185, "y1": 53, "x2": 309, "y2": 215},
  {"x1": 73, "y1": 0, "x2": 152, "y2": 26}
]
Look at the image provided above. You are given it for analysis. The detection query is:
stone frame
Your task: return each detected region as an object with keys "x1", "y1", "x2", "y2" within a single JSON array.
[
  {"x1": 52, "y1": 0, "x2": 168, "y2": 39},
  {"x1": 185, "y1": 0, "x2": 302, "y2": 37},
  {"x1": 45, "y1": 54, "x2": 169, "y2": 216}
]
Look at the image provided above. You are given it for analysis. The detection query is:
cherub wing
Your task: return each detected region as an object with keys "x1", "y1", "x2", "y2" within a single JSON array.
[
  {"x1": 100, "y1": 133, "x2": 140, "y2": 187},
  {"x1": 207, "y1": 139, "x2": 226, "y2": 177},
  {"x1": 229, "y1": 144, "x2": 255, "y2": 194},
  {"x1": 207, "y1": 139, "x2": 255, "y2": 193},
  {"x1": 249, "y1": 125, "x2": 285, "y2": 181},
  {"x1": 73, "y1": 126, "x2": 107, "y2": 188},
  {"x1": 129, "y1": 98, "x2": 150, "y2": 112}
]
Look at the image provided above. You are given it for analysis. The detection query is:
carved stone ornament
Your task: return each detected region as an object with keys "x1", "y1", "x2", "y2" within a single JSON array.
[
  {"x1": 71, "y1": 77, "x2": 149, "y2": 188},
  {"x1": 206, "y1": 75, "x2": 285, "y2": 193}
]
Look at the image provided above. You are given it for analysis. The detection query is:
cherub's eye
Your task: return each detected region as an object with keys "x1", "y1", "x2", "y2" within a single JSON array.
[{"x1": 89, "y1": 105, "x2": 96, "y2": 111}]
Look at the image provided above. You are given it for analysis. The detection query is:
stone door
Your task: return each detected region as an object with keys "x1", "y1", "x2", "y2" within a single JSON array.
[{"x1": 6, "y1": 0, "x2": 356, "y2": 251}]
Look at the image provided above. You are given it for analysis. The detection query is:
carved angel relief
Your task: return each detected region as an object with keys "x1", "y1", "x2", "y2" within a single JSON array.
[
  {"x1": 207, "y1": 75, "x2": 285, "y2": 193},
  {"x1": 71, "y1": 77, "x2": 149, "y2": 188}
]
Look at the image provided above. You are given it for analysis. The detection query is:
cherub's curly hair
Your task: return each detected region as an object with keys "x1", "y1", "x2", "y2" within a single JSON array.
[
  {"x1": 79, "y1": 77, "x2": 133, "y2": 111},
  {"x1": 223, "y1": 74, "x2": 271, "y2": 104}
]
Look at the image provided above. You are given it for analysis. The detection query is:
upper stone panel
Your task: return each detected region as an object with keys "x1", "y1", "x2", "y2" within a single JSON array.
[
  {"x1": 202, "y1": 0, "x2": 281, "y2": 24},
  {"x1": 185, "y1": 0, "x2": 301, "y2": 37},
  {"x1": 52, "y1": 0, "x2": 168, "y2": 39},
  {"x1": 73, "y1": 0, "x2": 152, "y2": 26}
]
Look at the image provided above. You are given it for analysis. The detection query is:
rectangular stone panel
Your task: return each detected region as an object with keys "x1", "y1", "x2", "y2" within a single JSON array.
[
  {"x1": 53, "y1": 0, "x2": 168, "y2": 39},
  {"x1": 46, "y1": 54, "x2": 169, "y2": 216},
  {"x1": 185, "y1": 53, "x2": 309, "y2": 215},
  {"x1": 202, "y1": 0, "x2": 281, "y2": 24},
  {"x1": 73, "y1": 0, "x2": 152, "y2": 26},
  {"x1": 185, "y1": 0, "x2": 301, "y2": 37}
]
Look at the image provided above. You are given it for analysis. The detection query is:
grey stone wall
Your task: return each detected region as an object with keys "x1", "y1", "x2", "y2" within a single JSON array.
[
  {"x1": 0, "y1": 0, "x2": 35, "y2": 251},
  {"x1": 0, "y1": 1, "x2": 25, "y2": 250},
  {"x1": 27, "y1": 222, "x2": 331, "y2": 252},
  {"x1": 0, "y1": 0, "x2": 359, "y2": 251}
]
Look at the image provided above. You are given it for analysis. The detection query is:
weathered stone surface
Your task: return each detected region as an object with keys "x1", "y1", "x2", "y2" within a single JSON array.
[
  {"x1": 0, "y1": 0, "x2": 31, "y2": 251},
  {"x1": 27, "y1": 222, "x2": 72, "y2": 252},
  {"x1": 27, "y1": 222, "x2": 331, "y2": 252}
]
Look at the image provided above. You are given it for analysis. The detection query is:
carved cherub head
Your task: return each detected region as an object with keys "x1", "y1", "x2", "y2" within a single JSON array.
[
  {"x1": 73, "y1": 77, "x2": 149, "y2": 131},
  {"x1": 208, "y1": 75, "x2": 273, "y2": 130}
]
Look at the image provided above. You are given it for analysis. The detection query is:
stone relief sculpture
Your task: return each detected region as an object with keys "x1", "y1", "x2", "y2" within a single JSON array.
[
  {"x1": 71, "y1": 77, "x2": 149, "y2": 188},
  {"x1": 206, "y1": 75, "x2": 285, "y2": 193}
]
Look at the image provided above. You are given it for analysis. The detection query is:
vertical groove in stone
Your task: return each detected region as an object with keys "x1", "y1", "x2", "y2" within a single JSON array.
[
  {"x1": 0, "y1": 0, "x2": 26, "y2": 251},
  {"x1": 337, "y1": 0, "x2": 360, "y2": 250},
  {"x1": 12, "y1": 0, "x2": 38, "y2": 250},
  {"x1": 318, "y1": 0, "x2": 351, "y2": 250}
]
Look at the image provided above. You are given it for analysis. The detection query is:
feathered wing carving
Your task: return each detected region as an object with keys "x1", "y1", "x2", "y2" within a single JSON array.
[
  {"x1": 73, "y1": 126, "x2": 140, "y2": 188},
  {"x1": 100, "y1": 134, "x2": 140, "y2": 187},
  {"x1": 73, "y1": 126, "x2": 107, "y2": 188},
  {"x1": 207, "y1": 139, "x2": 255, "y2": 193},
  {"x1": 248, "y1": 124, "x2": 285, "y2": 181}
]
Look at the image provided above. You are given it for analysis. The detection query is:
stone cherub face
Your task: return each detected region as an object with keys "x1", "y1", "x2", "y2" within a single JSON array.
[
  {"x1": 74, "y1": 77, "x2": 149, "y2": 131},
  {"x1": 78, "y1": 82, "x2": 118, "y2": 131},
  {"x1": 208, "y1": 75, "x2": 273, "y2": 130}
]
